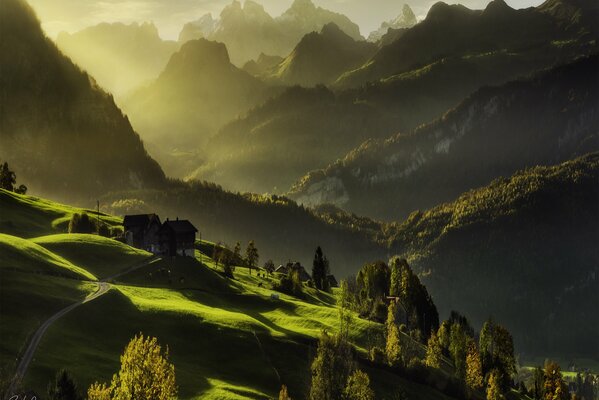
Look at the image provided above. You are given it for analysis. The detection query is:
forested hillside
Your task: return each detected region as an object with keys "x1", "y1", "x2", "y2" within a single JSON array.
[
  {"x1": 385, "y1": 153, "x2": 599, "y2": 357},
  {"x1": 291, "y1": 55, "x2": 599, "y2": 220}
]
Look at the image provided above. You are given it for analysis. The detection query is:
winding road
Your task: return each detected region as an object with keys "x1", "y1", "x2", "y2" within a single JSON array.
[{"x1": 6, "y1": 257, "x2": 159, "y2": 397}]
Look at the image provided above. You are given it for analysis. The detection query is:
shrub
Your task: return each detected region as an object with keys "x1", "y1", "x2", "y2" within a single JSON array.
[{"x1": 274, "y1": 270, "x2": 303, "y2": 297}]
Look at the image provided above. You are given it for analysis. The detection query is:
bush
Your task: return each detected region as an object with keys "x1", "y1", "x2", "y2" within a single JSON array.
[
  {"x1": 369, "y1": 347, "x2": 386, "y2": 364},
  {"x1": 274, "y1": 270, "x2": 303, "y2": 298},
  {"x1": 223, "y1": 263, "x2": 234, "y2": 279},
  {"x1": 68, "y1": 213, "x2": 95, "y2": 234}
]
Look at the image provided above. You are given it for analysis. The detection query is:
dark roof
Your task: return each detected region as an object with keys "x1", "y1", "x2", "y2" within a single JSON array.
[
  {"x1": 161, "y1": 219, "x2": 198, "y2": 234},
  {"x1": 327, "y1": 274, "x2": 338, "y2": 286},
  {"x1": 123, "y1": 214, "x2": 160, "y2": 228}
]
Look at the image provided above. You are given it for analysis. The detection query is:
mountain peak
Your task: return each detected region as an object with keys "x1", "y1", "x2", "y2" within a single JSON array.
[
  {"x1": 165, "y1": 38, "x2": 231, "y2": 77},
  {"x1": 425, "y1": 1, "x2": 476, "y2": 20},
  {"x1": 483, "y1": 0, "x2": 516, "y2": 16},
  {"x1": 320, "y1": 22, "x2": 345, "y2": 36},
  {"x1": 289, "y1": 0, "x2": 316, "y2": 11}
]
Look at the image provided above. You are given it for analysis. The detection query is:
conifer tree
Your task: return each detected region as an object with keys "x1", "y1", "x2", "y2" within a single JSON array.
[
  {"x1": 245, "y1": 240, "x2": 259, "y2": 275},
  {"x1": 47, "y1": 369, "x2": 83, "y2": 400},
  {"x1": 465, "y1": 338, "x2": 484, "y2": 391},
  {"x1": 386, "y1": 301, "x2": 403, "y2": 367},
  {"x1": 425, "y1": 330, "x2": 442, "y2": 368},
  {"x1": 486, "y1": 370, "x2": 505, "y2": 400},
  {"x1": 543, "y1": 361, "x2": 569, "y2": 400}
]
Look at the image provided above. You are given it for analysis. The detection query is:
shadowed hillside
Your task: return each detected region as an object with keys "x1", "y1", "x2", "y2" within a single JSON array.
[
  {"x1": 270, "y1": 23, "x2": 376, "y2": 87},
  {"x1": 291, "y1": 55, "x2": 599, "y2": 220},
  {"x1": 0, "y1": 0, "x2": 166, "y2": 202},
  {"x1": 337, "y1": 0, "x2": 599, "y2": 88},
  {"x1": 385, "y1": 153, "x2": 599, "y2": 358}
]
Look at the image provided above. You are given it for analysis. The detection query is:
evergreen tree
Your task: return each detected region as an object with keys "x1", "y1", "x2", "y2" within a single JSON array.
[
  {"x1": 449, "y1": 323, "x2": 468, "y2": 380},
  {"x1": 312, "y1": 246, "x2": 329, "y2": 290},
  {"x1": 425, "y1": 330, "x2": 442, "y2": 368},
  {"x1": 479, "y1": 319, "x2": 515, "y2": 390},
  {"x1": 47, "y1": 369, "x2": 83, "y2": 400},
  {"x1": 465, "y1": 338, "x2": 484, "y2": 391},
  {"x1": 532, "y1": 366, "x2": 545, "y2": 400},
  {"x1": 87, "y1": 333, "x2": 177, "y2": 400},
  {"x1": 279, "y1": 384, "x2": 292, "y2": 400},
  {"x1": 487, "y1": 370, "x2": 505, "y2": 400},
  {"x1": 233, "y1": 242, "x2": 241, "y2": 264},
  {"x1": 0, "y1": 161, "x2": 27, "y2": 194},
  {"x1": 0, "y1": 162, "x2": 16, "y2": 191},
  {"x1": 264, "y1": 259, "x2": 275, "y2": 274},
  {"x1": 386, "y1": 301, "x2": 403, "y2": 367},
  {"x1": 543, "y1": 361, "x2": 569, "y2": 400},
  {"x1": 245, "y1": 240, "x2": 259, "y2": 275},
  {"x1": 437, "y1": 320, "x2": 451, "y2": 356},
  {"x1": 344, "y1": 370, "x2": 375, "y2": 400}
]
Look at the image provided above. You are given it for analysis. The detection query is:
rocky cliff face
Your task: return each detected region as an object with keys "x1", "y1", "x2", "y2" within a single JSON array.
[{"x1": 367, "y1": 4, "x2": 417, "y2": 42}]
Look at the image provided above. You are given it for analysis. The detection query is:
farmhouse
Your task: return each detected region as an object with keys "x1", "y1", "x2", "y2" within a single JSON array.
[
  {"x1": 159, "y1": 218, "x2": 198, "y2": 257},
  {"x1": 123, "y1": 214, "x2": 161, "y2": 253},
  {"x1": 123, "y1": 214, "x2": 198, "y2": 257}
]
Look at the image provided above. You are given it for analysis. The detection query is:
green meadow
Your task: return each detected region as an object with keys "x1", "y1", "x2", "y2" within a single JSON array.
[{"x1": 0, "y1": 189, "x2": 518, "y2": 399}]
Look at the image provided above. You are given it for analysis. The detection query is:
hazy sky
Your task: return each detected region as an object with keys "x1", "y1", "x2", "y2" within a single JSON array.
[{"x1": 29, "y1": 0, "x2": 545, "y2": 40}]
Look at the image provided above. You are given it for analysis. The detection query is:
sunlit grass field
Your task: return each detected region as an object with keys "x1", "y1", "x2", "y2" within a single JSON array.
[{"x1": 0, "y1": 190, "x2": 496, "y2": 399}]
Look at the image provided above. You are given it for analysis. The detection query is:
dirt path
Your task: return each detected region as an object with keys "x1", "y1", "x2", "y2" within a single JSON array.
[{"x1": 6, "y1": 257, "x2": 159, "y2": 397}]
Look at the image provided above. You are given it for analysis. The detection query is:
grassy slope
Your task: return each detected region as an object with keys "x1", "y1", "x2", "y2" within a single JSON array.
[
  {"x1": 0, "y1": 191, "x2": 467, "y2": 399},
  {"x1": 0, "y1": 189, "x2": 122, "y2": 238},
  {"x1": 0, "y1": 233, "x2": 96, "y2": 280},
  {"x1": 25, "y1": 252, "x2": 459, "y2": 400},
  {"x1": 32, "y1": 234, "x2": 151, "y2": 279}
]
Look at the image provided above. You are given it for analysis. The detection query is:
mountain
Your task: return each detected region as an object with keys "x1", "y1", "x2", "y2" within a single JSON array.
[
  {"x1": 242, "y1": 53, "x2": 284, "y2": 77},
  {"x1": 178, "y1": 13, "x2": 217, "y2": 43},
  {"x1": 270, "y1": 23, "x2": 376, "y2": 86},
  {"x1": 0, "y1": 0, "x2": 165, "y2": 202},
  {"x1": 290, "y1": 55, "x2": 599, "y2": 220},
  {"x1": 191, "y1": 85, "x2": 398, "y2": 193},
  {"x1": 385, "y1": 153, "x2": 599, "y2": 357},
  {"x1": 179, "y1": 0, "x2": 362, "y2": 66},
  {"x1": 336, "y1": 0, "x2": 599, "y2": 88},
  {"x1": 56, "y1": 22, "x2": 178, "y2": 97},
  {"x1": 182, "y1": 0, "x2": 594, "y2": 194},
  {"x1": 121, "y1": 39, "x2": 273, "y2": 177},
  {"x1": 367, "y1": 4, "x2": 417, "y2": 42}
]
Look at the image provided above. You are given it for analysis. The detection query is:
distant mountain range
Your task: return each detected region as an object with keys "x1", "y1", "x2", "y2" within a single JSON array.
[
  {"x1": 179, "y1": 0, "x2": 362, "y2": 66},
  {"x1": 290, "y1": 55, "x2": 599, "y2": 220},
  {"x1": 336, "y1": 0, "x2": 599, "y2": 88},
  {"x1": 56, "y1": 22, "x2": 178, "y2": 97},
  {"x1": 0, "y1": 0, "x2": 166, "y2": 200}
]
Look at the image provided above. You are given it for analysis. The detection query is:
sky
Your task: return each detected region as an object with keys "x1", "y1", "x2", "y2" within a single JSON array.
[{"x1": 29, "y1": 0, "x2": 546, "y2": 40}]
